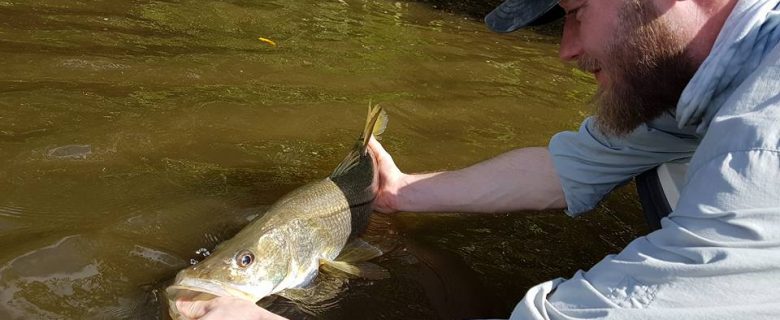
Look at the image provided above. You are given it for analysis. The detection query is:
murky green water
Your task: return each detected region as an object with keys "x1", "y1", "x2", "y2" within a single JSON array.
[{"x1": 0, "y1": 1, "x2": 646, "y2": 319}]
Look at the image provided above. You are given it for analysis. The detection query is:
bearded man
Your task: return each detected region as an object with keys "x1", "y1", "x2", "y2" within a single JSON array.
[
  {"x1": 176, "y1": 0, "x2": 780, "y2": 319},
  {"x1": 368, "y1": 0, "x2": 780, "y2": 318}
]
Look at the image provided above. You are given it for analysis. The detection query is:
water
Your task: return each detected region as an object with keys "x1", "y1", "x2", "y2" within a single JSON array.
[{"x1": 0, "y1": 0, "x2": 646, "y2": 319}]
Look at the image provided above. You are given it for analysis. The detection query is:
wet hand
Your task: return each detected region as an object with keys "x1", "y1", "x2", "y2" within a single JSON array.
[
  {"x1": 176, "y1": 297, "x2": 288, "y2": 320},
  {"x1": 368, "y1": 136, "x2": 406, "y2": 213}
]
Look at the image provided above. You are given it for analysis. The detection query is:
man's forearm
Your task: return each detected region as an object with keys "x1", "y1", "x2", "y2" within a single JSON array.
[{"x1": 394, "y1": 147, "x2": 566, "y2": 213}]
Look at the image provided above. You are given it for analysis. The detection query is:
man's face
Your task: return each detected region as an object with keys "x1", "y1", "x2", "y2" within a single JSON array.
[{"x1": 559, "y1": 0, "x2": 699, "y2": 136}]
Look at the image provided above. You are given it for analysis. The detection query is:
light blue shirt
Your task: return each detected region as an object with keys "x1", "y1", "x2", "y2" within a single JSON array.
[
  {"x1": 549, "y1": 113, "x2": 699, "y2": 216},
  {"x1": 515, "y1": 0, "x2": 780, "y2": 318}
]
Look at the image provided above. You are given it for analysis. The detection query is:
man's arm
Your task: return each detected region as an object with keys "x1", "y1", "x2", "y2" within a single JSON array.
[{"x1": 369, "y1": 138, "x2": 566, "y2": 213}]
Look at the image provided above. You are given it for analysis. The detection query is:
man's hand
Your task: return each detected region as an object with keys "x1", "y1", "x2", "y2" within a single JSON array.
[
  {"x1": 368, "y1": 136, "x2": 407, "y2": 213},
  {"x1": 175, "y1": 297, "x2": 288, "y2": 320}
]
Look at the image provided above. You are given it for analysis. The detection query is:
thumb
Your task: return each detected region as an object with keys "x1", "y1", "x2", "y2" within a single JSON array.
[
  {"x1": 176, "y1": 299, "x2": 211, "y2": 319},
  {"x1": 368, "y1": 136, "x2": 400, "y2": 176},
  {"x1": 368, "y1": 136, "x2": 393, "y2": 163}
]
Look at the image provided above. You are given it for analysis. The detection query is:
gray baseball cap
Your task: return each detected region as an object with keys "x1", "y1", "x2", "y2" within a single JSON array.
[{"x1": 485, "y1": 0, "x2": 562, "y2": 33}]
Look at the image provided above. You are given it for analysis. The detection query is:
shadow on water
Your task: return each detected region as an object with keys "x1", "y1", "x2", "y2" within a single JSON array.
[
  {"x1": 405, "y1": 0, "x2": 565, "y2": 37},
  {"x1": 404, "y1": 0, "x2": 503, "y2": 18}
]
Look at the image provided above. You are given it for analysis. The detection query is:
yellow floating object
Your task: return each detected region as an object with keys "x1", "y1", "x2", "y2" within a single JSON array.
[{"x1": 258, "y1": 37, "x2": 277, "y2": 47}]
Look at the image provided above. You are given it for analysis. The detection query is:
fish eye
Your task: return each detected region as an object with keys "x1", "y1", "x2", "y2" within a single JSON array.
[{"x1": 235, "y1": 250, "x2": 254, "y2": 268}]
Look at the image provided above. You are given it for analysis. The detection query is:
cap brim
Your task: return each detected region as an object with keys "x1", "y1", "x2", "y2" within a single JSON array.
[{"x1": 485, "y1": 0, "x2": 561, "y2": 33}]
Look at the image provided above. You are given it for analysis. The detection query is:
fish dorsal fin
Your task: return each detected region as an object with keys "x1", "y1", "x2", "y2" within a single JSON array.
[{"x1": 330, "y1": 102, "x2": 388, "y2": 178}]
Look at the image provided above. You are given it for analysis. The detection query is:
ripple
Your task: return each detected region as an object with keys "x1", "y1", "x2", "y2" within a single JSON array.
[
  {"x1": 0, "y1": 233, "x2": 190, "y2": 319},
  {"x1": 130, "y1": 245, "x2": 184, "y2": 268},
  {"x1": 0, "y1": 205, "x2": 24, "y2": 218},
  {"x1": 0, "y1": 235, "x2": 94, "y2": 319},
  {"x1": 46, "y1": 144, "x2": 92, "y2": 160}
]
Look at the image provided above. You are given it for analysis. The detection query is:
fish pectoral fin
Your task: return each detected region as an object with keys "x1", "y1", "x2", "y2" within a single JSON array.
[
  {"x1": 320, "y1": 259, "x2": 390, "y2": 280},
  {"x1": 275, "y1": 272, "x2": 347, "y2": 313},
  {"x1": 324, "y1": 239, "x2": 389, "y2": 280},
  {"x1": 336, "y1": 238, "x2": 383, "y2": 263}
]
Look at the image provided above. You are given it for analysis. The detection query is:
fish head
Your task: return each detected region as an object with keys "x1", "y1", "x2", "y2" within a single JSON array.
[{"x1": 166, "y1": 231, "x2": 290, "y2": 318}]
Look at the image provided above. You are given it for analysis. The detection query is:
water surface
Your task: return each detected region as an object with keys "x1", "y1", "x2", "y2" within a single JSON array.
[{"x1": 0, "y1": 1, "x2": 645, "y2": 319}]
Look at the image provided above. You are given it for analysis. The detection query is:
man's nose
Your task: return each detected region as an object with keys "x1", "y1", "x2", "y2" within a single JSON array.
[{"x1": 559, "y1": 19, "x2": 583, "y2": 61}]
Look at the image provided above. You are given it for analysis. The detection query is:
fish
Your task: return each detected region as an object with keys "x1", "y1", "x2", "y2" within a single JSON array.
[{"x1": 166, "y1": 103, "x2": 390, "y2": 319}]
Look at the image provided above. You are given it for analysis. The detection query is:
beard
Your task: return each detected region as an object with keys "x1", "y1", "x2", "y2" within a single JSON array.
[{"x1": 580, "y1": 0, "x2": 700, "y2": 137}]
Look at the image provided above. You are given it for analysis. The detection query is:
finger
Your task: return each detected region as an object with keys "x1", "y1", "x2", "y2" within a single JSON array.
[{"x1": 176, "y1": 299, "x2": 210, "y2": 319}]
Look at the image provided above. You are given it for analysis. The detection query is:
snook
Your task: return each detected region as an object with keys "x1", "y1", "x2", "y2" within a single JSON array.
[{"x1": 166, "y1": 104, "x2": 389, "y2": 318}]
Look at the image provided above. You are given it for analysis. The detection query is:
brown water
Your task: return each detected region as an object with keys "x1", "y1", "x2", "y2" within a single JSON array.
[{"x1": 0, "y1": 1, "x2": 646, "y2": 319}]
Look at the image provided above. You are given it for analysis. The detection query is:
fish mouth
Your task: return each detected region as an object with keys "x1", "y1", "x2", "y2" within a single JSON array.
[{"x1": 166, "y1": 279, "x2": 259, "y2": 319}]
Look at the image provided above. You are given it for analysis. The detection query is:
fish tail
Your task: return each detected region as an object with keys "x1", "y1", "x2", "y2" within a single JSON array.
[
  {"x1": 331, "y1": 102, "x2": 387, "y2": 178},
  {"x1": 361, "y1": 101, "x2": 388, "y2": 153}
]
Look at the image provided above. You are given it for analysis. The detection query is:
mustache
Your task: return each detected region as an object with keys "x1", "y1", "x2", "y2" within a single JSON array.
[{"x1": 577, "y1": 54, "x2": 601, "y2": 73}]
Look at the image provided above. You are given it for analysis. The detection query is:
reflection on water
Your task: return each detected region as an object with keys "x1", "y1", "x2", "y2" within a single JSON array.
[{"x1": 0, "y1": 0, "x2": 644, "y2": 319}]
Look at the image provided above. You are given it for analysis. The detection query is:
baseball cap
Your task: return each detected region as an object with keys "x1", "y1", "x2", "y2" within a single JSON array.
[{"x1": 485, "y1": 0, "x2": 563, "y2": 33}]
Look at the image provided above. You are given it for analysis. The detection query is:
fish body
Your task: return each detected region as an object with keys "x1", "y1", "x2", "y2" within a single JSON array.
[{"x1": 166, "y1": 104, "x2": 387, "y2": 318}]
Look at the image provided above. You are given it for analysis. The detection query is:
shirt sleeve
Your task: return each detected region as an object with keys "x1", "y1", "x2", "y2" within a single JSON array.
[{"x1": 548, "y1": 113, "x2": 699, "y2": 216}]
